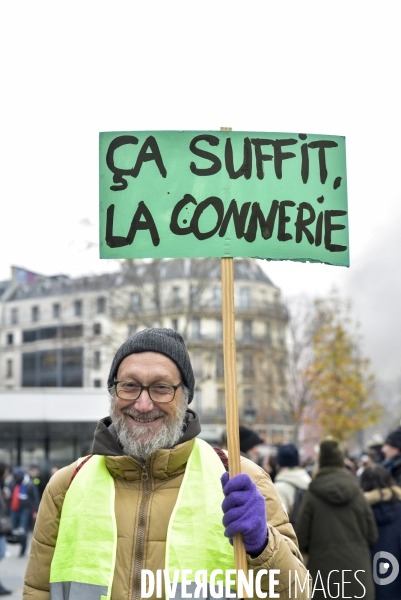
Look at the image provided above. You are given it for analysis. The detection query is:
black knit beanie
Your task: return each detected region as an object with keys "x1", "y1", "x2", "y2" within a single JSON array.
[
  {"x1": 239, "y1": 426, "x2": 264, "y2": 453},
  {"x1": 318, "y1": 438, "x2": 344, "y2": 468},
  {"x1": 277, "y1": 443, "x2": 299, "y2": 468},
  {"x1": 107, "y1": 328, "x2": 195, "y2": 403},
  {"x1": 384, "y1": 427, "x2": 401, "y2": 450}
]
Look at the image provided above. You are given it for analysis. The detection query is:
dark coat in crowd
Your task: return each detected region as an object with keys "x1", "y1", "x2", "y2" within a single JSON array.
[
  {"x1": 296, "y1": 467, "x2": 378, "y2": 600},
  {"x1": 382, "y1": 454, "x2": 401, "y2": 486},
  {"x1": 364, "y1": 486, "x2": 401, "y2": 600}
]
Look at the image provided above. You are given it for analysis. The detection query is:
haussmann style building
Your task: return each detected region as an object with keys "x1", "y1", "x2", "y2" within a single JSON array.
[{"x1": 0, "y1": 258, "x2": 293, "y2": 473}]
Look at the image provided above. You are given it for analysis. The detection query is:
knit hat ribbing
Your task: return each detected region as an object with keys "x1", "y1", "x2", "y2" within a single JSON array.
[{"x1": 107, "y1": 328, "x2": 195, "y2": 403}]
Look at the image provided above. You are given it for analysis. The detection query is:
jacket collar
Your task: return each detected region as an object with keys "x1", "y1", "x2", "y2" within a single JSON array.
[{"x1": 104, "y1": 438, "x2": 196, "y2": 481}]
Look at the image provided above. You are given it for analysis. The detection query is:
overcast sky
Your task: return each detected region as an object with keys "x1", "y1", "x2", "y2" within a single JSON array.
[{"x1": 1, "y1": 1, "x2": 400, "y2": 383}]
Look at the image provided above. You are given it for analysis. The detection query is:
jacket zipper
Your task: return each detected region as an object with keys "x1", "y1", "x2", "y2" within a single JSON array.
[{"x1": 132, "y1": 462, "x2": 151, "y2": 600}]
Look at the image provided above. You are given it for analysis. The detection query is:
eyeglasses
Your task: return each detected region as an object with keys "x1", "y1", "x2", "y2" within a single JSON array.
[{"x1": 114, "y1": 380, "x2": 183, "y2": 403}]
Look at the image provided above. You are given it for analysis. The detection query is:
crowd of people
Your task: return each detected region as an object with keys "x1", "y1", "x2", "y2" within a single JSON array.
[
  {"x1": 0, "y1": 327, "x2": 400, "y2": 598},
  {"x1": 240, "y1": 426, "x2": 401, "y2": 600}
]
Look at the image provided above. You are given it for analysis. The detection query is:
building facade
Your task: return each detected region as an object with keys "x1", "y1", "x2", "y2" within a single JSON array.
[{"x1": 0, "y1": 259, "x2": 292, "y2": 470}]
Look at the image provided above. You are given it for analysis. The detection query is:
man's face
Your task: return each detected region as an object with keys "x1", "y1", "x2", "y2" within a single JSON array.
[
  {"x1": 381, "y1": 443, "x2": 401, "y2": 461},
  {"x1": 110, "y1": 351, "x2": 187, "y2": 459}
]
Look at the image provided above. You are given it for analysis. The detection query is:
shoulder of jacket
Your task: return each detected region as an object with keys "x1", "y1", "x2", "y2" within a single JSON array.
[
  {"x1": 239, "y1": 455, "x2": 266, "y2": 481},
  {"x1": 45, "y1": 461, "x2": 80, "y2": 500}
]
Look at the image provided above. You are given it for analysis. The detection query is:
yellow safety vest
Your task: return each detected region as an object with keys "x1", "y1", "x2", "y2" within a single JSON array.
[{"x1": 50, "y1": 438, "x2": 235, "y2": 599}]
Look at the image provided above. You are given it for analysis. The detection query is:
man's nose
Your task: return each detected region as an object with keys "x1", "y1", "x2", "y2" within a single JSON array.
[{"x1": 133, "y1": 388, "x2": 155, "y2": 412}]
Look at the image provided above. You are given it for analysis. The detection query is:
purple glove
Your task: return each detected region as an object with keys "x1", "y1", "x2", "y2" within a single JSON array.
[{"x1": 221, "y1": 472, "x2": 268, "y2": 557}]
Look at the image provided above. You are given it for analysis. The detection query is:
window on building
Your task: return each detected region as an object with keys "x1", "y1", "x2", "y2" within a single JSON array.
[
  {"x1": 93, "y1": 351, "x2": 101, "y2": 369},
  {"x1": 97, "y1": 296, "x2": 106, "y2": 314},
  {"x1": 40, "y1": 350, "x2": 58, "y2": 386},
  {"x1": 277, "y1": 359, "x2": 286, "y2": 385},
  {"x1": 243, "y1": 320, "x2": 253, "y2": 342},
  {"x1": 130, "y1": 292, "x2": 141, "y2": 311},
  {"x1": 38, "y1": 327, "x2": 58, "y2": 340},
  {"x1": 193, "y1": 388, "x2": 202, "y2": 412},
  {"x1": 192, "y1": 318, "x2": 201, "y2": 340},
  {"x1": 243, "y1": 389, "x2": 257, "y2": 423},
  {"x1": 11, "y1": 308, "x2": 18, "y2": 325},
  {"x1": 6, "y1": 333, "x2": 13, "y2": 346},
  {"x1": 74, "y1": 300, "x2": 83, "y2": 316},
  {"x1": 53, "y1": 303, "x2": 61, "y2": 318},
  {"x1": 216, "y1": 353, "x2": 224, "y2": 378},
  {"x1": 243, "y1": 354, "x2": 254, "y2": 377},
  {"x1": 23, "y1": 330, "x2": 37, "y2": 343},
  {"x1": 216, "y1": 318, "x2": 223, "y2": 341},
  {"x1": 243, "y1": 389, "x2": 254, "y2": 407},
  {"x1": 189, "y1": 284, "x2": 201, "y2": 307},
  {"x1": 172, "y1": 286, "x2": 182, "y2": 303},
  {"x1": 192, "y1": 353, "x2": 202, "y2": 378},
  {"x1": 31, "y1": 306, "x2": 39, "y2": 322},
  {"x1": 6, "y1": 359, "x2": 13, "y2": 378},
  {"x1": 217, "y1": 389, "x2": 226, "y2": 416},
  {"x1": 93, "y1": 379, "x2": 102, "y2": 388},
  {"x1": 22, "y1": 325, "x2": 82, "y2": 343},
  {"x1": 62, "y1": 348, "x2": 84, "y2": 387},
  {"x1": 278, "y1": 324, "x2": 285, "y2": 345},
  {"x1": 213, "y1": 286, "x2": 222, "y2": 307},
  {"x1": 239, "y1": 287, "x2": 251, "y2": 309},
  {"x1": 265, "y1": 321, "x2": 271, "y2": 343},
  {"x1": 22, "y1": 348, "x2": 83, "y2": 388},
  {"x1": 62, "y1": 325, "x2": 83, "y2": 338},
  {"x1": 93, "y1": 323, "x2": 102, "y2": 336}
]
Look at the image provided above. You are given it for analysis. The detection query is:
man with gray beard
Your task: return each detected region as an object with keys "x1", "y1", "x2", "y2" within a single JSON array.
[{"x1": 24, "y1": 328, "x2": 310, "y2": 600}]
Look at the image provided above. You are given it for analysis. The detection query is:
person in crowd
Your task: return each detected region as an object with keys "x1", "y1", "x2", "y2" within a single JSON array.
[
  {"x1": 0, "y1": 463, "x2": 12, "y2": 595},
  {"x1": 356, "y1": 454, "x2": 371, "y2": 480},
  {"x1": 49, "y1": 467, "x2": 60, "y2": 478},
  {"x1": 344, "y1": 455, "x2": 358, "y2": 476},
  {"x1": 238, "y1": 424, "x2": 264, "y2": 461},
  {"x1": 28, "y1": 465, "x2": 46, "y2": 499},
  {"x1": 23, "y1": 328, "x2": 310, "y2": 599},
  {"x1": 9, "y1": 466, "x2": 39, "y2": 557},
  {"x1": 260, "y1": 453, "x2": 278, "y2": 482},
  {"x1": 274, "y1": 444, "x2": 311, "y2": 524},
  {"x1": 296, "y1": 437, "x2": 378, "y2": 600},
  {"x1": 366, "y1": 433, "x2": 385, "y2": 464},
  {"x1": 301, "y1": 456, "x2": 316, "y2": 479},
  {"x1": 360, "y1": 463, "x2": 401, "y2": 599},
  {"x1": 381, "y1": 426, "x2": 401, "y2": 484}
]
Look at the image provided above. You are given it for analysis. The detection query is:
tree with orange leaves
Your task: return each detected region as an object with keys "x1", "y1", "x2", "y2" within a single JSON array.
[{"x1": 303, "y1": 291, "x2": 381, "y2": 442}]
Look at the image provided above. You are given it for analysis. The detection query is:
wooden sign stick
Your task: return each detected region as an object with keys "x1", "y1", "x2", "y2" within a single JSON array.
[{"x1": 220, "y1": 126, "x2": 249, "y2": 598}]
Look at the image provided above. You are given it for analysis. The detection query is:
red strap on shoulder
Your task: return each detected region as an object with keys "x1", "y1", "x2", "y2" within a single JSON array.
[
  {"x1": 68, "y1": 455, "x2": 93, "y2": 489},
  {"x1": 212, "y1": 446, "x2": 229, "y2": 472}
]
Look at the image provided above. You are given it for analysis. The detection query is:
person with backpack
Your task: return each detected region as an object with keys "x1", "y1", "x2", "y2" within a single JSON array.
[
  {"x1": 8, "y1": 466, "x2": 39, "y2": 558},
  {"x1": 296, "y1": 437, "x2": 378, "y2": 600},
  {"x1": 23, "y1": 328, "x2": 310, "y2": 599},
  {"x1": 274, "y1": 443, "x2": 311, "y2": 526}
]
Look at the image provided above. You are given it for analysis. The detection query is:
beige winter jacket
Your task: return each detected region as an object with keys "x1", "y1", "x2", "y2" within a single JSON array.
[{"x1": 23, "y1": 414, "x2": 311, "y2": 599}]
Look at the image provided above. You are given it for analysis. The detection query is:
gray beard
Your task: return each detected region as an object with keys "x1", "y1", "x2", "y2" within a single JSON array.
[{"x1": 110, "y1": 396, "x2": 187, "y2": 461}]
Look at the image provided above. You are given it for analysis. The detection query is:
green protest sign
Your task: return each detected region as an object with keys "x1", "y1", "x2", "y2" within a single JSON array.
[{"x1": 99, "y1": 130, "x2": 348, "y2": 266}]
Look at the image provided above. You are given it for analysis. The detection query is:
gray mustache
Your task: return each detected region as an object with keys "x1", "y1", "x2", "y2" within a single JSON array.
[{"x1": 122, "y1": 409, "x2": 165, "y2": 420}]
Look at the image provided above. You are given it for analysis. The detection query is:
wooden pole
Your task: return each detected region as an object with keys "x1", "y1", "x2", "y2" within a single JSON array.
[{"x1": 220, "y1": 127, "x2": 249, "y2": 597}]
